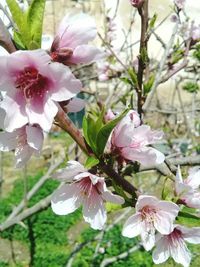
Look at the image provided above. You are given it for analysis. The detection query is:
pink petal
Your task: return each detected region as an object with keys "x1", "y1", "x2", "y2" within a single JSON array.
[
  {"x1": 15, "y1": 144, "x2": 33, "y2": 168},
  {"x1": 186, "y1": 167, "x2": 200, "y2": 189},
  {"x1": 69, "y1": 45, "x2": 104, "y2": 64},
  {"x1": 154, "y1": 212, "x2": 174, "y2": 235},
  {"x1": 140, "y1": 230, "x2": 155, "y2": 251},
  {"x1": 122, "y1": 147, "x2": 164, "y2": 166},
  {"x1": 185, "y1": 193, "x2": 200, "y2": 209},
  {"x1": 170, "y1": 240, "x2": 191, "y2": 267},
  {"x1": 26, "y1": 125, "x2": 44, "y2": 151},
  {"x1": 1, "y1": 96, "x2": 28, "y2": 132},
  {"x1": 82, "y1": 194, "x2": 106, "y2": 230},
  {"x1": 58, "y1": 13, "x2": 97, "y2": 49},
  {"x1": 67, "y1": 98, "x2": 85, "y2": 113},
  {"x1": 122, "y1": 213, "x2": 142, "y2": 238},
  {"x1": 0, "y1": 108, "x2": 6, "y2": 126},
  {"x1": 152, "y1": 235, "x2": 170, "y2": 264},
  {"x1": 53, "y1": 161, "x2": 86, "y2": 182},
  {"x1": 101, "y1": 183, "x2": 125, "y2": 204},
  {"x1": 113, "y1": 123, "x2": 134, "y2": 147},
  {"x1": 26, "y1": 99, "x2": 58, "y2": 132},
  {"x1": 51, "y1": 184, "x2": 82, "y2": 215},
  {"x1": 49, "y1": 63, "x2": 82, "y2": 102},
  {"x1": 0, "y1": 131, "x2": 18, "y2": 151},
  {"x1": 157, "y1": 200, "x2": 180, "y2": 219},
  {"x1": 177, "y1": 225, "x2": 200, "y2": 244},
  {"x1": 136, "y1": 195, "x2": 158, "y2": 211}
]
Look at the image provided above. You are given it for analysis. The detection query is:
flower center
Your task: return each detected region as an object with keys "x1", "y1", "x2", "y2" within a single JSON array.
[
  {"x1": 168, "y1": 228, "x2": 183, "y2": 246},
  {"x1": 141, "y1": 206, "x2": 156, "y2": 223},
  {"x1": 15, "y1": 67, "x2": 48, "y2": 102},
  {"x1": 77, "y1": 177, "x2": 100, "y2": 199},
  {"x1": 51, "y1": 48, "x2": 73, "y2": 63}
]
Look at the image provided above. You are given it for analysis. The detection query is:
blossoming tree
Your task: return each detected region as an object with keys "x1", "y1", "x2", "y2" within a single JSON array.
[{"x1": 0, "y1": 0, "x2": 200, "y2": 266}]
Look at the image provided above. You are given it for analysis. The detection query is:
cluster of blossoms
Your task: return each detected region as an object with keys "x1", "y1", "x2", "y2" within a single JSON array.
[
  {"x1": 52, "y1": 159, "x2": 200, "y2": 267},
  {"x1": 0, "y1": 13, "x2": 102, "y2": 167},
  {"x1": 51, "y1": 109, "x2": 200, "y2": 266}
]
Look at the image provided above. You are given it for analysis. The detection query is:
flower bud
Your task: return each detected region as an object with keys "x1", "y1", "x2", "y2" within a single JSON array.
[{"x1": 130, "y1": 0, "x2": 144, "y2": 8}]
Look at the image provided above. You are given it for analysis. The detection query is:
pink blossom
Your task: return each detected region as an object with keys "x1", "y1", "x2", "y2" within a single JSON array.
[
  {"x1": 97, "y1": 61, "x2": 109, "y2": 81},
  {"x1": 0, "y1": 49, "x2": 81, "y2": 132},
  {"x1": 0, "y1": 124, "x2": 43, "y2": 168},
  {"x1": 174, "y1": 0, "x2": 185, "y2": 9},
  {"x1": 51, "y1": 161, "x2": 124, "y2": 230},
  {"x1": 130, "y1": 0, "x2": 144, "y2": 8},
  {"x1": 192, "y1": 25, "x2": 200, "y2": 41},
  {"x1": 110, "y1": 111, "x2": 165, "y2": 166},
  {"x1": 104, "y1": 109, "x2": 116, "y2": 123},
  {"x1": 51, "y1": 13, "x2": 103, "y2": 65},
  {"x1": 153, "y1": 225, "x2": 200, "y2": 267},
  {"x1": 122, "y1": 195, "x2": 179, "y2": 250},
  {"x1": 175, "y1": 166, "x2": 200, "y2": 209},
  {"x1": 59, "y1": 97, "x2": 85, "y2": 113}
]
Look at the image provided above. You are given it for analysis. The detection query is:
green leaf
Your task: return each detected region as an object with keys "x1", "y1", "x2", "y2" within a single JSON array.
[
  {"x1": 27, "y1": 0, "x2": 46, "y2": 48},
  {"x1": 96, "y1": 109, "x2": 129, "y2": 156},
  {"x1": 120, "y1": 77, "x2": 133, "y2": 86},
  {"x1": 84, "y1": 157, "x2": 99, "y2": 169},
  {"x1": 149, "y1": 13, "x2": 157, "y2": 30},
  {"x1": 144, "y1": 74, "x2": 155, "y2": 95},
  {"x1": 6, "y1": 0, "x2": 29, "y2": 46},
  {"x1": 82, "y1": 115, "x2": 98, "y2": 153},
  {"x1": 13, "y1": 31, "x2": 26, "y2": 49},
  {"x1": 177, "y1": 211, "x2": 200, "y2": 227},
  {"x1": 82, "y1": 116, "x2": 90, "y2": 146},
  {"x1": 6, "y1": 0, "x2": 25, "y2": 32},
  {"x1": 128, "y1": 68, "x2": 138, "y2": 86},
  {"x1": 140, "y1": 47, "x2": 149, "y2": 64},
  {"x1": 182, "y1": 82, "x2": 199, "y2": 93}
]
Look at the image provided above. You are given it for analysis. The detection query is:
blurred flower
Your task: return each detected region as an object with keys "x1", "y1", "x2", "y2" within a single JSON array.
[
  {"x1": 51, "y1": 13, "x2": 103, "y2": 65},
  {"x1": 130, "y1": 0, "x2": 144, "y2": 8},
  {"x1": 0, "y1": 124, "x2": 43, "y2": 168},
  {"x1": 153, "y1": 225, "x2": 200, "y2": 267},
  {"x1": 51, "y1": 161, "x2": 124, "y2": 230},
  {"x1": 122, "y1": 195, "x2": 179, "y2": 250},
  {"x1": 170, "y1": 14, "x2": 178, "y2": 23},
  {"x1": 174, "y1": 0, "x2": 185, "y2": 9},
  {"x1": 0, "y1": 49, "x2": 81, "y2": 132},
  {"x1": 175, "y1": 166, "x2": 200, "y2": 209},
  {"x1": 192, "y1": 25, "x2": 200, "y2": 41},
  {"x1": 104, "y1": 109, "x2": 116, "y2": 122},
  {"x1": 97, "y1": 61, "x2": 109, "y2": 81}
]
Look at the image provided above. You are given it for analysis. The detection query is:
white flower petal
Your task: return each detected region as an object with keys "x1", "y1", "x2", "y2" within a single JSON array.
[
  {"x1": 177, "y1": 225, "x2": 200, "y2": 244},
  {"x1": 67, "y1": 98, "x2": 85, "y2": 113},
  {"x1": 82, "y1": 194, "x2": 106, "y2": 230},
  {"x1": 141, "y1": 229, "x2": 155, "y2": 251},
  {"x1": 152, "y1": 236, "x2": 170, "y2": 264},
  {"x1": 170, "y1": 239, "x2": 191, "y2": 267},
  {"x1": 26, "y1": 125, "x2": 44, "y2": 151},
  {"x1": 51, "y1": 184, "x2": 81, "y2": 215},
  {"x1": 122, "y1": 213, "x2": 142, "y2": 238},
  {"x1": 53, "y1": 161, "x2": 86, "y2": 182}
]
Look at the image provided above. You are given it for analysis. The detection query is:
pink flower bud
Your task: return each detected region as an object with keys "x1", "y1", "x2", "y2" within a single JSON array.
[
  {"x1": 130, "y1": 0, "x2": 144, "y2": 8},
  {"x1": 51, "y1": 13, "x2": 103, "y2": 65}
]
